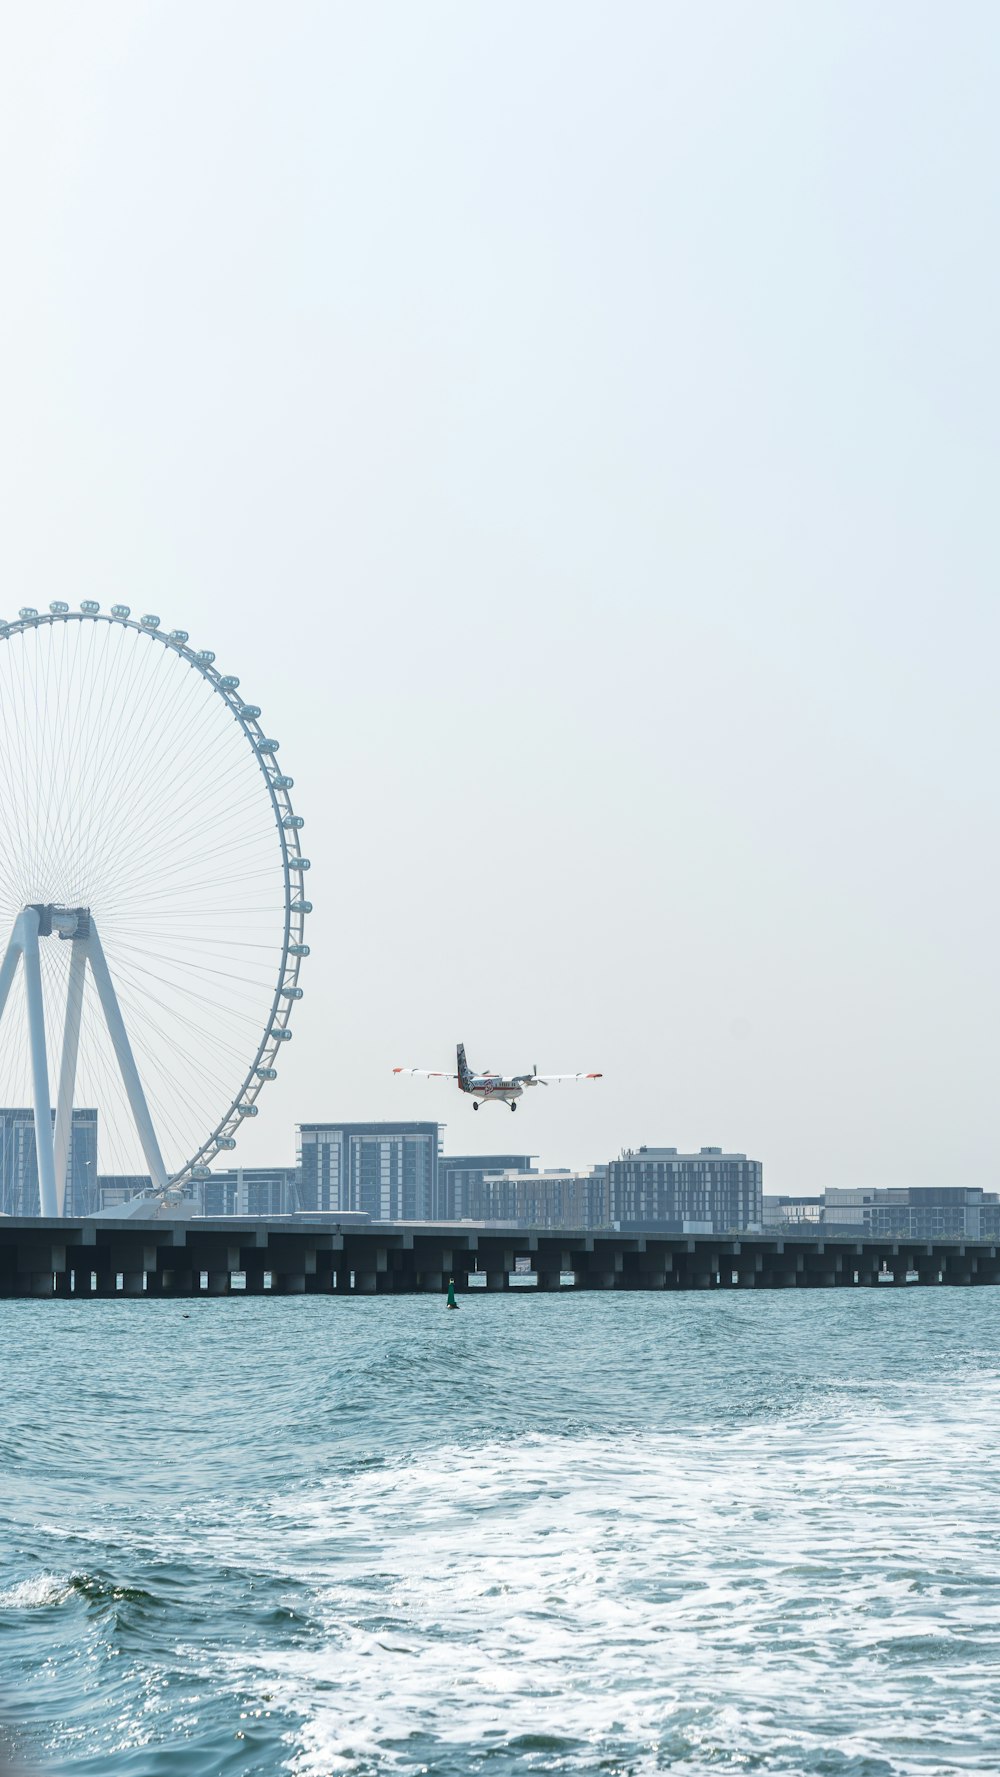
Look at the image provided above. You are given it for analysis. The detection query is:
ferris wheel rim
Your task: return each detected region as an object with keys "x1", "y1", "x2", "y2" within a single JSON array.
[{"x1": 0, "y1": 602, "x2": 308, "y2": 1189}]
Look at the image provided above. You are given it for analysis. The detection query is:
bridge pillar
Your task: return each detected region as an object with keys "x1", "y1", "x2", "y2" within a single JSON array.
[
  {"x1": 760, "y1": 1253, "x2": 798, "y2": 1287},
  {"x1": 648, "y1": 1246, "x2": 673, "y2": 1287},
  {"x1": 107, "y1": 1242, "x2": 157, "y2": 1278},
  {"x1": 15, "y1": 1241, "x2": 67, "y2": 1295},
  {"x1": 798, "y1": 1249, "x2": 838, "y2": 1289},
  {"x1": 19, "y1": 1270, "x2": 56, "y2": 1297},
  {"x1": 620, "y1": 1246, "x2": 669, "y2": 1289},
  {"x1": 942, "y1": 1254, "x2": 975, "y2": 1286},
  {"x1": 726, "y1": 1250, "x2": 761, "y2": 1288},
  {"x1": 276, "y1": 1271, "x2": 306, "y2": 1294},
  {"x1": 682, "y1": 1253, "x2": 719, "y2": 1288},
  {"x1": 579, "y1": 1247, "x2": 623, "y2": 1289},
  {"x1": 533, "y1": 1244, "x2": 567, "y2": 1290},
  {"x1": 587, "y1": 1267, "x2": 619, "y2": 1290},
  {"x1": 159, "y1": 1268, "x2": 194, "y2": 1296}
]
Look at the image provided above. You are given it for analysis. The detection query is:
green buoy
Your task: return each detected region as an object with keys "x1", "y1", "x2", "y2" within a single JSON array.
[{"x1": 446, "y1": 1277, "x2": 459, "y2": 1309}]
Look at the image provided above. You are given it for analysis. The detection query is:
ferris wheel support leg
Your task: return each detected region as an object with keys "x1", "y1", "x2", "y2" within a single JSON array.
[
  {"x1": 19, "y1": 908, "x2": 58, "y2": 1219},
  {"x1": 53, "y1": 938, "x2": 87, "y2": 1217},
  {"x1": 0, "y1": 923, "x2": 24, "y2": 1032},
  {"x1": 87, "y1": 924, "x2": 169, "y2": 1196}
]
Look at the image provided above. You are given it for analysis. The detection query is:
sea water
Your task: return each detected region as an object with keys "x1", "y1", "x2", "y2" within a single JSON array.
[{"x1": 2, "y1": 1290, "x2": 1000, "y2": 1775}]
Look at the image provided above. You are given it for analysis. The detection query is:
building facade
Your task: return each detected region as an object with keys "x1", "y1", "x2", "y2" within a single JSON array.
[
  {"x1": 471, "y1": 1167, "x2": 608, "y2": 1229},
  {"x1": 606, "y1": 1146, "x2": 763, "y2": 1233},
  {"x1": 809, "y1": 1187, "x2": 998, "y2": 1241},
  {"x1": 0, "y1": 1107, "x2": 98, "y2": 1215},
  {"x1": 298, "y1": 1122, "x2": 440, "y2": 1219},
  {"x1": 435, "y1": 1154, "x2": 535, "y2": 1220},
  {"x1": 97, "y1": 1174, "x2": 151, "y2": 1211},
  {"x1": 199, "y1": 1167, "x2": 300, "y2": 1216},
  {"x1": 93, "y1": 1168, "x2": 300, "y2": 1214},
  {"x1": 763, "y1": 1195, "x2": 823, "y2": 1228}
]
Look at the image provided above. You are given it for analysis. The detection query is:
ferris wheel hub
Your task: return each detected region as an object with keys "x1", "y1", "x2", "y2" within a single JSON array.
[{"x1": 27, "y1": 905, "x2": 91, "y2": 940}]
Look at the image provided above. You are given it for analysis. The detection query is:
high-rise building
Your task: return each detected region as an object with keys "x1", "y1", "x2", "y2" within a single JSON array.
[
  {"x1": 298, "y1": 1122, "x2": 441, "y2": 1219},
  {"x1": 0, "y1": 1107, "x2": 98, "y2": 1216},
  {"x1": 435, "y1": 1154, "x2": 535, "y2": 1219},
  {"x1": 64, "y1": 1108, "x2": 99, "y2": 1214},
  {"x1": 606, "y1": 1146, "x2": 763, "y2": 1233}
]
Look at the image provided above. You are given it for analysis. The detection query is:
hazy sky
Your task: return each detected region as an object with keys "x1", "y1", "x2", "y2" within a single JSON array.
[{"x1": 1, "y1": 2, "x2": 998, "y2": 1190}]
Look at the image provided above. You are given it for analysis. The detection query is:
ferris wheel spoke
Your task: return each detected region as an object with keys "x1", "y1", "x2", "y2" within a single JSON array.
[
  {"x1": 75, "y1": 632, "x2": 209, "y2": 898},
  {"x1": 0, "y1": 645, "x2": 33, "y2": 895},
  {"x1": 79, "y1": 638, "x2": 198, "y2": 891},
  {"x1": 109, "y1": 946, "x2": 278, "y2": 1016},
  {"x1": 83, "y1": 736, "x2": 266, "y2": 909},
  {"x1": 94, "y1": 802, "x2": 279, "y2": 906},
  {"x1": 111, "y1": 961, "x2": 276, "y2": 1047},
  {"x1": 30, "y1": 632, "x2": 74, "y2": 892},
  {"x1": 98, "y1": 758, "x2": 266, "y2": 871},
  {"x1": 100, "y1": 940, "x2": 279, "y2": 1073},
  {"x1": 111, "y1": 934, "x2": 277, "y2": 989},
  {"x1": 114, "y1": 836, "x2": 285, "y2": 901},
  {"x1": 109, "y1": 998, "x2": 243, "y2": 1133},
  {"x1": 77, "y1": 627, "x2": 163, "y2": 886}
]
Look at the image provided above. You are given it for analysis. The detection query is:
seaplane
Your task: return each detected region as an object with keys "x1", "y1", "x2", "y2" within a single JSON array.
[{"x1": 393, "y1": 1043, "x2": 603, "y2": 1112}]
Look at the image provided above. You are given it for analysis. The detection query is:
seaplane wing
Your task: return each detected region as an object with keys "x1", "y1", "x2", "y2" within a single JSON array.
[
  {"x1": 392, "y1": 1067, "x2": 458, "y2": 1079},
  {"x1": 516, "y1": 1071, "x2": 603, "y2": 1086}
]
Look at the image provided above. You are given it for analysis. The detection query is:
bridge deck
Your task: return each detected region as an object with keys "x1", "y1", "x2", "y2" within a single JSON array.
[{"x1": 0, "y1": 1217, "x2": 996, "y2": 1295}]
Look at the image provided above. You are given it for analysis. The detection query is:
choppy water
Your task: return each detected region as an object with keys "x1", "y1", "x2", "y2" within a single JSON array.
[{"x1": 2, "y1": 1293, "x2": 1000, "y2": 1775}]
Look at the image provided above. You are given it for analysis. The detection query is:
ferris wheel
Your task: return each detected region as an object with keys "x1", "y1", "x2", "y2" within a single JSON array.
[{"x1": 0, "y1": 604, "x2": 309, "y2": 1215}]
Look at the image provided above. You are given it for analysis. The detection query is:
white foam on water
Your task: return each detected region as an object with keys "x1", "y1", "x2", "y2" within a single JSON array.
[
  {"x1": 219, "y1": 1380, "x2": 1000, "y2": 1775},
  {"x1": 0, "y1": 1572, "x2": 72, "y2": 1610}
]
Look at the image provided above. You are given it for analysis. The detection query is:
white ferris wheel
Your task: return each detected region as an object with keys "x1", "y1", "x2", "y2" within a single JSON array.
[{"x1": 0, "y1": 603, "x2": 309, "y2": 1215}]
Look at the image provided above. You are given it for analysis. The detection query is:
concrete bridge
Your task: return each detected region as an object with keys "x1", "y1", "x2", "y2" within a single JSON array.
[{"x1": 2, "y1": 1217, "x2": 1000, "y2": 1296}]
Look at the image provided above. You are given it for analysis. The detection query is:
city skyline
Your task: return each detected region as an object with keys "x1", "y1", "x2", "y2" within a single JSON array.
[
  {"x1": 0, "y1": 1100, "x2": 756, "y2": 1222},
  {"x1": 13, "y1": 1104, "x2": 999, "y2": 1250},
  {"x1": 2, "y1": 5, "x2": 998, "y2": 1196}
]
